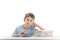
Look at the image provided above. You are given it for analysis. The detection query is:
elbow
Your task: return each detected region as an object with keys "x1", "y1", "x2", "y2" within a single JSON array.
[{"x1": 12, "y1": 34, "x2": 20, "y2": 37}]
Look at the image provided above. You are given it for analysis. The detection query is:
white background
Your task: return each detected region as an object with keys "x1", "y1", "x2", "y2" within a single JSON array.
[{"x1": 0, "y1": 0, "x2": 60, "y2": 38}]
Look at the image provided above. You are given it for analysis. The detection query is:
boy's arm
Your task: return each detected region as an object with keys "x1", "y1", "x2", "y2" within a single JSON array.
[
  {"x1": 12, "y1": 27, "x2": 23, "y2": 37},
  {"x1": 12, "y1": 27, "x2": 20, "y2": 37},
  {"x1": 37, "y1": 24, "x2": 45, "y2": 31},
  {"x1": 32, "y1": 23, "x2": 46, "y2": 31}
]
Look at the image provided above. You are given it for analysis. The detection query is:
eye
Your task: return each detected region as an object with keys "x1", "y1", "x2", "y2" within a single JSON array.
[{"x1": 27, "y1": 19, "x2": 29, "y2": 21}]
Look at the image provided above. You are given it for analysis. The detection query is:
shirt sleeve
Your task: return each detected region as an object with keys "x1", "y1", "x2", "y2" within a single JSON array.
[
  {"x1": 12, "y1": 27, "x2": 21, "y2": 37},
  {"x1": 12, "y1": 25, "x2": 24, "y2": 37}
]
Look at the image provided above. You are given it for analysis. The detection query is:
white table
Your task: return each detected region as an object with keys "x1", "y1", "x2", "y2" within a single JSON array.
[{"x1": 0, "y1": 37, "x2": 60, "y2": 40}]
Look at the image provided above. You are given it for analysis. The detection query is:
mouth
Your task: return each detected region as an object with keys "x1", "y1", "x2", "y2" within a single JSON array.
[{"x1": 27, "y1": 23, "x2": 30, "y2": 26}]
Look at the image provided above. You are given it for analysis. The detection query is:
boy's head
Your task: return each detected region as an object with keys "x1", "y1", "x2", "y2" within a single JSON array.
[{"x1": 24, "y1": 13, "x2": 35, "y2": 27}]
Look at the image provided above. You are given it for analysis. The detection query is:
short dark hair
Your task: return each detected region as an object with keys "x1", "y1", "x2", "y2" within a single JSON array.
[{"x1": 24, "y1": 13, "x2": 35, "y2": 21}]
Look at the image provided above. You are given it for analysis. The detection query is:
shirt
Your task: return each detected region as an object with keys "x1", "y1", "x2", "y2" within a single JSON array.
[{"x1": 12, "y1": 24, "x2": 36, "y2": 37}]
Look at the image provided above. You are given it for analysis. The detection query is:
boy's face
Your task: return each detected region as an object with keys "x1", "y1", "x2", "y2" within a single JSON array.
[{"x1": 24, "y1": 16, "x2": 34, "y2": 27}]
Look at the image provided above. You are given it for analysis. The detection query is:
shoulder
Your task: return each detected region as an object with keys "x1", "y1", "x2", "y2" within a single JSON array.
[{"x1": 16, "y1": 24, "x2": 24, "y2": 29}]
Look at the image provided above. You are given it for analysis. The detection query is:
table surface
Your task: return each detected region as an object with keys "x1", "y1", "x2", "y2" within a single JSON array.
[{"x1": 0, "y1": 37, "x2": 60, "y2": 39}]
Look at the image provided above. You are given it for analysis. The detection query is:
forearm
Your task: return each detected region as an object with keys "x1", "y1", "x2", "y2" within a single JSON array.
[
  {"x1": 37, "y1": 25, "x2": 46, "y2": 31},
  {"x1": 12, "y1": 34, "x2": 20, "y2": 37}
]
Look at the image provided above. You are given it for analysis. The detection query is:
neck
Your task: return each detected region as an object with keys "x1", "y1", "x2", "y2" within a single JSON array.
[{"x1": 24, "y1": 24, "x2": 29, "y2": 30}]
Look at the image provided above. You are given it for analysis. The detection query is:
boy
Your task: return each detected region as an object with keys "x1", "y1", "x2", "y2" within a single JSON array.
[{"x1": 12, "y1": 13, "x2": 45, "y2": 37}]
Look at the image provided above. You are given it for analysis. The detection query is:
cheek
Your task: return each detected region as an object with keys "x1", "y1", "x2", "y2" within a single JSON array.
[{"x1": 24, "y1": 20, "x2": 27, "y2": 24}]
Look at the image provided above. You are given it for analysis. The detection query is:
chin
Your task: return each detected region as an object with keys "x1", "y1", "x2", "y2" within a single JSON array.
[{"x1": 27, "y1": 25, "x2": 31, "y2": 27}]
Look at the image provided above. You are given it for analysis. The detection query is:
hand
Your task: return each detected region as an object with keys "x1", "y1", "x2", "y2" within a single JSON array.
[
  {"x1": 32, "y1": 23, "x2": 40, "y2": 27},
  {"x1": 32, "y1": 23, "x2": 46, "y2": 30},
  {"x1": 19, "y1": 29, "x2": 26, "y2": 35}
]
